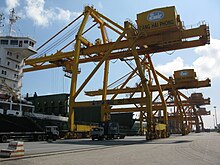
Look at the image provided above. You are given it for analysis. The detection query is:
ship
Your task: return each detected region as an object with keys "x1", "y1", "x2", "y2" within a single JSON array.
[
  {"x1": 0, "y1": 9, "x2": 36, "y2": 113},
  {"x1": 0, "y1": 9, "x2": 36, "y2": 100},
  {"x1": 0, "y1": 9, "x2": 69, "y2": 132}
]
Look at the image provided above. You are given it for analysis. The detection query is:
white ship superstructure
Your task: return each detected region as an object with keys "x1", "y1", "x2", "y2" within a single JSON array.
[
  {"x1": 0, "y1": 9, "x2": 68, "y2": 131},
  {"x1": 0, "y1": 9, "x2": 36, "y2": 99}
]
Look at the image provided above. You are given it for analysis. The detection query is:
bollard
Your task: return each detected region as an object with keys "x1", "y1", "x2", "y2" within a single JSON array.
[{"x1": 0, "y1": 141, "x2": 24, "y2": 158}]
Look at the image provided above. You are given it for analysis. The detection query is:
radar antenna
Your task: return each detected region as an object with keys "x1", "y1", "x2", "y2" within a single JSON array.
[{"x1": 8, "y1": 8, "x2": 20, "y2": 36}]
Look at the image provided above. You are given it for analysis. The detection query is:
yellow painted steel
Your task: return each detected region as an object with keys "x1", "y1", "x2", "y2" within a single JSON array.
[
  {"x1": 124, "y1": 22, "x2": 153, "y2": 135},
  {"x1": 155, "y1": 124, "x2": 166, "y2": 131},
  {"x1": 84, "y1": 67, "x2": 210, "y2": 135},
  {"x1": 73, "y1": 97, "x2": 148, "y2": 107},
  {"x1": 75, "y1": 124, "x2": 97, "y2": 132},
  {"x1": 111, "y1": 68, "x2": 138, "y2": 100},
  {"x1": 23, "y1": 5, "x2": 210, "y2": 138},
  {"x1": 85, "y1": 79, "x2": 210, "y2": 95},
  {"x1": 24, "y1": 24, "x2": 209, "y2": 69},
  {"x1": 100, "y1": 24, "x2": 110, "y2": 122},
  {"x1": 137, "y1": 6, "x2": 181, "y2": 34},
  {"x1": 146, "y1": 54, "x2": 168, "y2": 135},
  {"x1": 140, "y1": 58, "x2": 146, "y2": 136},
  {"x1": 174, "y1": 69, "x2": 197, "y2": 83},
  {"x1": 72, "y1": 32, "x2": 126, "y2": 101},
  {"x1": 69, "y1": 8, "x2": 91, "y2": 132}
]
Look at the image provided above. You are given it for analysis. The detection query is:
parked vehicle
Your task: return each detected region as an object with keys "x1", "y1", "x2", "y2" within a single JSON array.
[
  {"x1": 0, "y1": 113, "x2": 59, "y2": 143},
  {"x1": 91, "y1": 122, "x2": 125, "y2": 140},
  {"x1": 45, "y1": 126, "x2": 60, "y2": 141}
]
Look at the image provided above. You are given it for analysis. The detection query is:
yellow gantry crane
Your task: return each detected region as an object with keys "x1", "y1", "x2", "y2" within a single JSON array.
[
  {"x1": 24, "y1": 6, "x2": 210, "y2": 139},
  {"x1": 86, "y1": 67, "x2": 211, "y2": 135}
]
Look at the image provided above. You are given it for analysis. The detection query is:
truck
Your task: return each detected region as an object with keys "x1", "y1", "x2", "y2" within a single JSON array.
[
  {"x1": 0, "y1": 113, "x2": 59, "y2": 143},
  {"x1": 91, "y1": 122, "x2": 125, "y2": 140}
]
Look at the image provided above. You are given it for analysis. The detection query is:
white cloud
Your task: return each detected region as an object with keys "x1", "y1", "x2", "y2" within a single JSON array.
[
  {"x1": 24, "y1": 0, "x2": 81, "y2": 27},
  {"x1": 155, "y1": 38, "x2": 220, "y2": 80},
  {"x1": 5, "y1": 0, "x2": 20, "y2": 11},
  {"x1": 55, "y1": 7, "x2": 81, "y2": 22},
  {"x1": 156, "y1": 57, "x2": 189, "y2": 77},
  {"x1": 193, "y1": 38, "x2": 220, "y2": 79}
]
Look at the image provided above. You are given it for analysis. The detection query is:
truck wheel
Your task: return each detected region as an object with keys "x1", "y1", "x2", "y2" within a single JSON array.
[
  {"x1": 37, "y1": 135, "x2": 43, "y2": 141},
  {"x1": 52, "y1": 136, "x2": 57, "y2": 141},
  {"x1": 43, "y1": 135, "x2": 47, "y2": 141},
  {"x1": 0, "y1": 135, "x2": 7, "y2": 143},
  {"x1": 119, "y1": 135, "x2": 125, "y2": 139}
]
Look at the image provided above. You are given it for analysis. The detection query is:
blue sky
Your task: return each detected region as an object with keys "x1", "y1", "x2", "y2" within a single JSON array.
[{"x1": 0, "y1": 0, "x2": 220, "y2": 128}]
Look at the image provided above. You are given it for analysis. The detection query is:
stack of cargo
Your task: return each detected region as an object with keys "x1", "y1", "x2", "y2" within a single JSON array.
[{"x1": 0, "y1": 114, "x2": 43, "y2": 133}]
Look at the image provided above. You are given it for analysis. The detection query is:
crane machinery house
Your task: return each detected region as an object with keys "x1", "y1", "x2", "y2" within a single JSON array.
[{"x1": 137, "y1": 6, "x2": 182, "y2": 34}]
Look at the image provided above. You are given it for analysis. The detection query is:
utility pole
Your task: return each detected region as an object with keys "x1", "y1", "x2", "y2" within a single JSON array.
[
  {"x1": 213, "y1": 114, "x2": 216, "y2": 129},
  {"x1": 214, "y1": 106, "x2": 218, "y2": 129}
]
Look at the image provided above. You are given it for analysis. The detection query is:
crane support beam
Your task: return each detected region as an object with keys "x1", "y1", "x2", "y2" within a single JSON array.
[
  {"x1": 124, "y1": 20, "x2": 153, "y2": 138},
  {"x1": 84, "y1": 79, "x2": 211, "y2": 96},
  {"x1": 160, "y1": 116, "x2": 197, "y2": 121},
  {"x1": 152, "y1": 98, "x2": 210, "y2": 109},
  {"x1": 71, "y1": 31, "x2": 126, "y2": 101},
  {"x1": 146, "y1": 54, "x2": 168, "y2": 130},
  {"x1": 70, "y1": 97, "x2": 209, "y2": 109},
  {"x1": 111, "y1": 107, "x2": 147, "y2": 113},
  {"x1": 24, "y1": 24, "x2": 209, "y2": 70},
  {"x1": 73, "y1": 97, "x2": 148, "y2": 107},
  {"x1": 23, "y1": 63, "x2": 58, "y2": 72},
  {"x1": 68, "y1": 8, "x2": 91, "y2": 132},
  {"x1": 24, "y1": 39, "x2": 207, "y2": 72},
  {"x1": 80, "y1": 25, "x2": 208, "y2": 56}
]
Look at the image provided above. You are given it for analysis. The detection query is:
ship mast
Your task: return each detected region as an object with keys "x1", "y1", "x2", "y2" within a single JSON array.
[
  {"x1": 8, "y1": 8, "x2": 20, "y2": 36},
  {"x1": 0, "y1": 12, "x2": 4, "y2": 34}
]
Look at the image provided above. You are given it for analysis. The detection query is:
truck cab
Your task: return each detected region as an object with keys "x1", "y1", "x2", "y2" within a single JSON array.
[
  {"x1": 91, "y1": 122, "x2": 125, "y2": 140},
  {"x1": 91, "y1": 127, "x2": 104, "y2": 140},
  {"x1": 45, "y1": 126, "x2": 59, "y2": 141}
]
